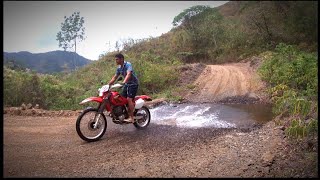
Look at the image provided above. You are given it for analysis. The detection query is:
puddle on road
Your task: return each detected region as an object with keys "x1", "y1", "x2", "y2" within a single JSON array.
[{"x1": 149, "y1": 103, "x2": 273, "y2": 129}]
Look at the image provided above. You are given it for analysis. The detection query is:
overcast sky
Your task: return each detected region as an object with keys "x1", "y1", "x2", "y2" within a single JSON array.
[{"x1": 4, "y1": 1, "x2": 228, "y2": 60}]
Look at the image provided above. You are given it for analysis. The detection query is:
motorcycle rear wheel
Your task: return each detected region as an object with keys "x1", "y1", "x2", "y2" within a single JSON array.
[
  {"x1": 76, "y1": 108, "x2": 107, "y2": 142},
  {"x1": 133, "y1": 106, "x2": 151, "y2": 129}
]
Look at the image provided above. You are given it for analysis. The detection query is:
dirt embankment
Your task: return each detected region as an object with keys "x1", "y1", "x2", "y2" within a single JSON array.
[{"x1": 3, "y1": 107, "x2": 81, "y2": 117}]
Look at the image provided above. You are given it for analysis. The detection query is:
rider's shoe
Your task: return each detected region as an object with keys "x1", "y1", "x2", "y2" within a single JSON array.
[{"x1": 123, "y1": 118, "x2": 134, "y2": 123}]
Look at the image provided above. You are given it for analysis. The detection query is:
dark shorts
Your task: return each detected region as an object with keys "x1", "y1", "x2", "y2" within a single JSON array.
[{"x1": 121, "y1": 84, "x2": 138, "y2": 98}]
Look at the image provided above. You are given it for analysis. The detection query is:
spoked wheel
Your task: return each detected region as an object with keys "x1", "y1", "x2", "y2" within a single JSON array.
[
  {"x1": 76, "y1": 108, "x2": 107, "y2": 142},
  {"x1": 133, "y1": 106, "x2": 151, "y2": 129}
]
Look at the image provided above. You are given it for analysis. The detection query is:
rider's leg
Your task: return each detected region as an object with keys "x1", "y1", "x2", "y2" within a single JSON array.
[
  {"x1": 122, "y1": 84, "x2": 138, "y2": 123},
  {"x1": 127, "y1": 97, "x2": 135, "y2": 122}
]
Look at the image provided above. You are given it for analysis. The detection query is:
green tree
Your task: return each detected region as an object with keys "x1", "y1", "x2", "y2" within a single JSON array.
[
  {"x1": 284, "y1": 1, "x2": 318, "y2": 43},
  {"x1": 172, "y1": 5, "x2": 211, "y2": 27},
  {"x1": 245, "y1": 2, "x2": 275, "y2": 44},
  {"x1": 56, "y1": 11, "x2": 86, "y2": 70},
  {"x1": 196, "y1": 8, "x2": 224, "y2": 54},
  {"x1": 172, "y1": 5, "x2": 211, "y2": 50}
]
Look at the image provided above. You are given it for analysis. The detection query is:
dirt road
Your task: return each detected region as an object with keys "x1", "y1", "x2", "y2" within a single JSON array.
[{"x1": 185, "y1": 62, "x2": 266, "y2": 103}]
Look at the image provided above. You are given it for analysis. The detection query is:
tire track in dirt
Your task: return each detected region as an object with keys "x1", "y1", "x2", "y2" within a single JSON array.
[
  {"x1": 211, "y1": 66, "x2": 231, "y2": 96},
  {"x1": 229, "y1": 65, "x2": 247, "y2": 96},
  {"x1": 186, "y1": 62, "x2": 264, "y2": 103}
]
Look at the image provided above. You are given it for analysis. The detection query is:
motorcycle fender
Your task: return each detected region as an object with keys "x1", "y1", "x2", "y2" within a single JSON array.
[
  {"x1": 79, "y1": 97, "x2": 103, "y2": 105},
  {"x1": 134, "y1": 98, "x2": 145, "y2": 109},
  {"x1": 135, "y1": 95, "x2": 152, "y2": 101}
]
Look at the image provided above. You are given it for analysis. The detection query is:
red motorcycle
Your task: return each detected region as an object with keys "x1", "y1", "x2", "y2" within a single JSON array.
[{"x1": 76, "y1": 78, "x2": 152, "y2": 142}]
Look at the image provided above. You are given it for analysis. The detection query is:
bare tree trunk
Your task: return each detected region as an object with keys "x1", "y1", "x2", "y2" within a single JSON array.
[
  {"x1": 251, "y1": 17, "x2": 263, "y2": 35},
  {"x1": 74, "y1": 38, "x2": 77, "y2": 70},
  {"x1": 75, "y1": 38, "x2": 77, "y2": 54},
  {"x1": 262, "y1": 13, "x2": 273, "y2": 41},
  {"x1": 212, "y1": 33, "x2": 217, "y2": 51}
]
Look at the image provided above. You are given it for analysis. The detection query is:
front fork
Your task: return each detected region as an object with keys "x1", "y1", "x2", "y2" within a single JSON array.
[{"x1": 93, "y1": 95, "x2": 110, "y2": 128}]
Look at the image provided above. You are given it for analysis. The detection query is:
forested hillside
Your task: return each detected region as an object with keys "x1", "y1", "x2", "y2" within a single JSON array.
[{"x1": 102, "y1": 1, "x2": 317, "y2": 64}]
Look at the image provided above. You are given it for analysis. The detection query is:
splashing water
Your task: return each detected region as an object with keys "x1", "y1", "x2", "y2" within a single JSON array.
[{"x1": 150, "y1": 103, "x2": 273, "y2": 129}]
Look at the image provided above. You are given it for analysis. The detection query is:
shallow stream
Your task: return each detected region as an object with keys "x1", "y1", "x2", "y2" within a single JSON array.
[{"x1": 149, "y1": 103, "x2": 273, "y2": 129}]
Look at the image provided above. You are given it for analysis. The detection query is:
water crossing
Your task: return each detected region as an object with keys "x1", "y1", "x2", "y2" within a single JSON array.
[{"x1": 150, "y1": 103, "x2": 273, "y2": 129}]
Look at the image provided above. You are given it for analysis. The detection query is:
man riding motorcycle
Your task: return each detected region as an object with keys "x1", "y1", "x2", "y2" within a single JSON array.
[{"x1": 107, "y1": 53, "x2": 139, "y2": 123}]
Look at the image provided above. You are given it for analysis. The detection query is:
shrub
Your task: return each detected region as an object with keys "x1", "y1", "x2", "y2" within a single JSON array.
[{"x1": 258, "y1": 43, "x2": 318, "y2": 138}]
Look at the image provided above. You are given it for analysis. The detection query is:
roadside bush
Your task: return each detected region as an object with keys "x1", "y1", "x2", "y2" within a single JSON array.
[
  {"x1": 4, "y1": 68, "x2": 44, "y2": 107},
  {"x1": 132, "y1": 52, "x2": 180, "y2": 95},
  {"x1": 258, "y1": 43, "x2": 318, "y2": 138}
]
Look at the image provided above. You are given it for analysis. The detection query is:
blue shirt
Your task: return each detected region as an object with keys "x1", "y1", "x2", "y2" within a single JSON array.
[{"x1": 116, "y1": 61, "x2": 139, "y2": 85}]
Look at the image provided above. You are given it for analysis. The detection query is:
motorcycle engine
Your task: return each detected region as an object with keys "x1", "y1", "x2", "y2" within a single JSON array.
[{"x1": 112, "y1": 106, "x2": 126, "y2": 120}]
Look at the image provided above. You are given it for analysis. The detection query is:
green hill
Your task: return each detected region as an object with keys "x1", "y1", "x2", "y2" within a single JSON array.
[{"x1": 99, "y1": 1, "x2": 317, "y2": 64}]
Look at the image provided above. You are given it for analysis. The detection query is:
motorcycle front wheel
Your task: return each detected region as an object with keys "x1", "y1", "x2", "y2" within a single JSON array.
[
  {"x1": 76, "y1": 107, "x2": 107, "y2": 142},
  {"x1": 133, "y1": 106, "x2": 151, "y2": 129}
]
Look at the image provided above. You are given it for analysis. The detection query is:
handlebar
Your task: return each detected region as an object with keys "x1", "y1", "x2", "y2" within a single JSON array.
[
  {"x1": 98, "y1": 83, "x2": 124, "y2": 96},
  {"x1": 110, "y1": 83, "x2": 124, "y2": 89},
  {"x1": 100, "y1": 76, "x2": 123, "y2": 86}
]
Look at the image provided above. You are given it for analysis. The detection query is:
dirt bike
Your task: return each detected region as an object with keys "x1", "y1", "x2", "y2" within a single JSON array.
[{"x1": 76, "y1": 77, "x2": 152, "y2": 142}]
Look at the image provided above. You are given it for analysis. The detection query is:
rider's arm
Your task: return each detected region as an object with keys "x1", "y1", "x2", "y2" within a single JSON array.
[
  {"x1": 123, "y1": 71, "x2": 132, "y2": 84},
  {"x1": 108, "y1": 74, "x2": 119, "y2": 85}
]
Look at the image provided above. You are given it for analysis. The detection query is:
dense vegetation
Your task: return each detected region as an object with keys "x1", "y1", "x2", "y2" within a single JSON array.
[
  {"x1": 258, "y1": 43, "x2": 318, "y2": 138},
  {"x1": 3, "y1": 1, "x2": 317, "y2": 138}
]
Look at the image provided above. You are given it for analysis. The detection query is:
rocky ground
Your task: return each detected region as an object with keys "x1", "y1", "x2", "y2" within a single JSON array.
[{"x1": 3, "y1": 106, "x2": 81, "y2": 117}]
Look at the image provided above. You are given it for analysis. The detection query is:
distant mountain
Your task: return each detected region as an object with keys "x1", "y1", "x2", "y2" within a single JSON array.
[{"x1": 3, "y1": 50, "x2": 92, "y2": 74}]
